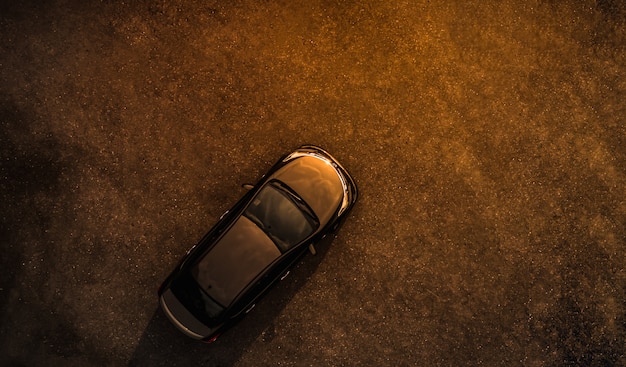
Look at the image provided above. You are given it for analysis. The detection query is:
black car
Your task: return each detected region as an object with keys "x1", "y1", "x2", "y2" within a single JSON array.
[{"x1": 158, "y1": 145, "x2": 357, "y2": 343}]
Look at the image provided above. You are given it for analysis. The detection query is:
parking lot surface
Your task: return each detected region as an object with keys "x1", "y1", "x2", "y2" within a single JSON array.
[{"x1": 1, "y1": 1, "x2": 625, "y2": 366}]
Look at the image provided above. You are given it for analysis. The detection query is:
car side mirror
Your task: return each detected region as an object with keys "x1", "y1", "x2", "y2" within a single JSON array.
[
  {"x1": 308, "y1": 244, "x2": 317, "y2": 255},
  {"x1": 242, "y1": 184, "x2": 254, "y2": 190}
]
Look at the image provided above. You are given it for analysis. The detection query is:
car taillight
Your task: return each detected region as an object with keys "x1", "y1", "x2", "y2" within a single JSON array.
[{"x1": 204, "y1": 333, "x2": 221, "y2": 344}]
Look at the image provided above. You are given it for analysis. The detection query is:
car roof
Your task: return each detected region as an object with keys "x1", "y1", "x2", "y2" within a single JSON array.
[
  {"x1": 272, "y1": 155, "x2": 344, "y2": 225},
  {"x1": 191, "y1": 216, "x2": 280, "y2": 306}
]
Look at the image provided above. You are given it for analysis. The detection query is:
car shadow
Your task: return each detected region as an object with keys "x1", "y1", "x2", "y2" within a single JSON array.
[{"x1": 128, "y1": 235, "x2": 336, "y2": 366}]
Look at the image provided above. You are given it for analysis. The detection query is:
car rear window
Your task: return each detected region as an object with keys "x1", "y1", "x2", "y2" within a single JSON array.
[{"x1": 170, "y1": 272, "x2": 225, "y2": 326}]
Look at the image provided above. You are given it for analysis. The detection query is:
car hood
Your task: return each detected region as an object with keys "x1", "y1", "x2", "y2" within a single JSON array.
[{"x1": 272, "y1": 155, "x2": 344, "y2": 225}]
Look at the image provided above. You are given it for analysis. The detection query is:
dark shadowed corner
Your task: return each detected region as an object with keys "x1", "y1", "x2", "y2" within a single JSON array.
[
  {"x1": 1, "y1": 97, "x2": 64, "y2": 311},
  {"x1": 0, "y1": 97, "x2": 84, "y2": 365}
]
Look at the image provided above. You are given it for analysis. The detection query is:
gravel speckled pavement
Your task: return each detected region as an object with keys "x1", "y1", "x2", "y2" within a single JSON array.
[{"x1": 1, "y1": 1, "x2": 625, "y2": 366}]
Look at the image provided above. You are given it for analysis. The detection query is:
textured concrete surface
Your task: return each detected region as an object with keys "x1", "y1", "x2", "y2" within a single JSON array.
[{"x1": 1, "y1": 1, "x2": 625, "y2": 366}]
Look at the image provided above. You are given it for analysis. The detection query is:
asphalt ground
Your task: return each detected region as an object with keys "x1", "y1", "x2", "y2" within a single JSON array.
[{"x1": 1, "y1": 1, "x2": 625, "y2": 366}]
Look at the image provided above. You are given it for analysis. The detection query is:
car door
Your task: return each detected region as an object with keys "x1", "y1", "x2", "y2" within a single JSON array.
[{"x1": 230, "y1": 245, "x2": 306, "y2": 319}]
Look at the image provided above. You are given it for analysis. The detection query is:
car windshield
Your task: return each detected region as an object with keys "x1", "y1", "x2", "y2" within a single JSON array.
[{"x1": 244, "y1": 181, "x2": 318, "y2": 252}]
